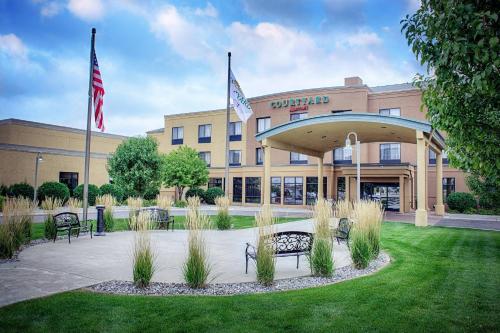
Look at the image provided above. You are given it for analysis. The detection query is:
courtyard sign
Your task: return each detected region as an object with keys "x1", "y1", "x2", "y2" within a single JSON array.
[{"x1": 270, "y1": 95, "x2": 329, "y2": 111}]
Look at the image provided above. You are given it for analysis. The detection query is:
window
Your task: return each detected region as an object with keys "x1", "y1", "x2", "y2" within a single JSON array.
[
  {"x1": 233, "y1": 177, "x2": 242, "y2": 203},
  {"x1": 429, "y1": 150, "x2": 448, "y2": 164},
  {"x1": 245, "y1": 177, "x2": 261, "y2": 203},
  {"x1": 198, "y1": 124, "x2": 212, "y2": 143},
  {"x1": 256, "y1": 147, "x2": 263, "y2": 165},
  {"x1": 290, "y1": 112, "x2": 308, "y2": 121},
  {"x1": 229, "y1": 121, "x2": 242, "y2": 141},
  {"x1": 271, "y1": 177, "x2": 281, "y2": 204},
  {"x1": 172, "y1": 127, "x2": 183, "y2": 145},
  {"x1": 290, "y1": 152, "x2": 308, "y2": 164},
  {"x1": 306, "y1": 177, "x2": 327, "y2": 205},
  {"x1": 284, "y1": 177, "x2": 303, "y2": 205},
  {"x1": 443, "y1": 178, "x2": 455, "y2": 199},
  {"x1": 380, "y1": 143, "x2": 401, "y2": 163},
  {"x1": 198, "y1": 151, "x2": 211, "y2": 167},
  {"x1": 229, "y1": 150, "x2": 241, "y2": 166},
  {"x1": 208, "y1": 177, "x2": 223, "y2": 190},
  {"x1": 257, "y1": 117, "x2": 271, "y2": 133},
  {"x1": 59, "y1": 172, "x2": 78, "y2": 193},
  {"x1": 379, "y1": 108, "x2": 401, "y2": 117},
  {"x1": 337, "y1": 177, "x2": 346, "y2": 200},
  {"x1": 334, "y1": 148, "x2": 352, "y2": 164}
]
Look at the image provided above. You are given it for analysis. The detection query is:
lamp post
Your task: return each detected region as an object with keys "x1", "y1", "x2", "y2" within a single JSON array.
[
  {"x1": 345, "y1": 132, "x2": 361, "y2": 202},
  {"x1": 33, "y1": 152, "x2": 43, "y2": 202}
]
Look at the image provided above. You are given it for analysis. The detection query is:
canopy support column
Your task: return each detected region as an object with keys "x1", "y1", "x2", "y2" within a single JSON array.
[
  {"x1": 317, "y1": 155, "x2": 324, "y2": 200},
  {"x1": 416, "y1": 131, "x2": 428, "y2": 226},
  {"x1": 435, "y1": 151, "x2": 445, "y2": 215},
  {"x1": 263, "y1": 139, "x2": 271, "y2": 205}
]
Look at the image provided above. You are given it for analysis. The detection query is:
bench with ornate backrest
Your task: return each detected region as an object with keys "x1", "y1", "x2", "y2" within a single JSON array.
[
  {"x1": 52, "y1": 212, "x2": 93, "y2": 244},
  {"x1": 245, "y1": 231, "x2": 314, "y2": 274},
  {"x1": 137, "y1": 208, "x2": 175, "y2": 230},
  {"x1": 332, "y1": 217, "x2": 352, "y2": 246}
]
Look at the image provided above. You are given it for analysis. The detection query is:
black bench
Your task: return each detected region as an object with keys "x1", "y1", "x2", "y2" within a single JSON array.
[
  {"x1": 53, "y1": 212, "x2": 93, "y2": 244},
  {"x1": 332, "y1": 217, "x2": 352, "y2": 245},
  {"x1": 138, "y1": 208, "x2": 175, "y2": 231},
  {"x1": 245, "y1": 231, "x2": 314, "y2": 274}
]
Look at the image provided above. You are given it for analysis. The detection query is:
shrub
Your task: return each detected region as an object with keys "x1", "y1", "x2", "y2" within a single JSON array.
[
  {"x1": 466, "y1": 174, "x2": 499, "y2": 210},
  {"x1": 175, "y1": 200, "x2": 187, "y2": 208},
  {"x1": 310, "y1": 198, "x2": 334, "y2": 277},
  {"x1": 0, "y1": 195, "x2": 4, "y2": 210},
  {"x1": 0, "y1": 184, "x2": 8, "y2": 196},
  {"x1": 99, "y1": 184, "x2": 125, "y2": 202},
  {"x1": 96, "y1": 194, "x2": 116, "y2": 232},
  {"x1": 447, "y1": 192, "x2": 476, "y2": 213},
  {"x1": 349, "y1": 228, "x2": 371, "y2": 269},
  {"x1": 255, "y1": 205, "x2": 276, "y2": 286},
  {"x1": 41, "y1": 197, "x2": 63, "y2": 240},
  {"x1": 37, "y1": 182, "x2": 70, "y2": 203},
  {"x1": 214, "y1": 196, "x2": 231, "y2": 230},
  {"x1": 0, "y1": 197, "x2": 36, "y2": 258},
  {"x1": 132, "y1": 211, "x2": 156, "y2": 288},
  {"x1": 8, "y1": 182, "x2": 34, "y2": 199},
  {"x1": 186, "y1": 187, "x2": 205, "y2": 200},
  {"x1": 183, "y1": 197, "x2": 211, "y2": 288},
  {"x1": 73, "y1": 184, "x2": 100, "y2": 206},
  {"x1": 143, "y1": 187, "x2": 160, "y2": 200},
  {"x1": 203, "y1": 187, "x2": 224, "y2": 205}
]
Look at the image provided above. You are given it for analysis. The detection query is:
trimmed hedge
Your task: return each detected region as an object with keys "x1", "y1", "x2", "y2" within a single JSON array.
[
  {"x1": 73, "y1": 184, "x2": 101, "y2": 206},
  {"x1": 143, "y1": 187, "x2": 160, "y2": 200},
  {"x1": 100, "y1": 184, "x2": 125, "y2": 202},
  {"x1": 185, "y1": 187, "x2": 205, "y2": 200},
  {"x1": 8, "y1": 182, "x2": 34, "y2": 199},
  {"x1": 447, "y1": 192, "x2": 476, "y2": 213},
  {"x1": 37, "y1": 182, "x2": 70, "y2": 202},
  {"x1": 0, "y1": 184, "x2": 7, "y2": 196},
  {"x1": 203, "y1": 187, "x2": 224, "y2": 205}
]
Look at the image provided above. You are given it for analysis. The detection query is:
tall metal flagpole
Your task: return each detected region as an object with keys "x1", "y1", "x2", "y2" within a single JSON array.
[
  {"x1": 83, "y1": 28, "x2": 96, "y2": 224},
  {"x1": 224, "y1": 52, "x2": 231, "y2": 197}
]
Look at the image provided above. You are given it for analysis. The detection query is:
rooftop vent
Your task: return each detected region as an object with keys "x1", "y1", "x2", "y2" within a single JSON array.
[{"x1": 344, "y1": 76, "x2": 363, "y2": 86}]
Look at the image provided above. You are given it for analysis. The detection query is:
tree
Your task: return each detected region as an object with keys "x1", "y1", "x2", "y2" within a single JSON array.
[
  {"x1": 402, "y1": 0, "x2": 500, "y2": 186},
  {"x1": 107, "y1": 137, "x2": 163, "y2": 198},
  {"x1": 162, "y1": 146, "x2": 209, "y2": 200}
]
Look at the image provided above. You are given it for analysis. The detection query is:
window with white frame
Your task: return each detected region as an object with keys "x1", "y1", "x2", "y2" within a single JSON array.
[
  {"x1": 198, "y1": 151, "x2": 211, "y2": 166},
  {"x1": 229, "y1": 150, "x2": 241, "y2": 166},
  {"x1": 172, "y1": 127, "x2": 184, "y2": 144},
  {"x1": 229, "y1": 121, "x2": 242, "y2": 141},
  {"x1": 379, "y1": 108, "x2": 401, "y2": 117},
  {"x1": 334, "y1": 148, "x2": 352, "y2": 163},
  {"x1": 380, "y1": 143, "x2": 401, "y2": 162},
  {"x1": 290, "y1": 152, "x2": 308, "y2": 164},
  {"x1": 257, "y1": 117, "x2": 271, "y2": 133},
  {"x1": 198, "y1": 124, "x2": 212, "y2": 143},
  {"x1": 429, "y1": 150, "x2": 449, "y2": 164}
]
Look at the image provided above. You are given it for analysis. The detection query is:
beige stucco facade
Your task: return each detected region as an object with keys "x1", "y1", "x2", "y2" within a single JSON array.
[
  {"x1": 0, "y1": 119, "x2": 127, "y2": 190},
  {"x1": 149, "y1": 77, "x2": 469, "y2": 211}
]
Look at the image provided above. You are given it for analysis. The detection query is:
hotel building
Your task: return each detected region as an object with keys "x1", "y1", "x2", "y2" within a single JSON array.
[{"x1": 148, "y1": 77, "x2": 467, "y2": 212}]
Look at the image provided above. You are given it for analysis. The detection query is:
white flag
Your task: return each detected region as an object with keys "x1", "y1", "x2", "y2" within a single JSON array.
[{"x1": 229, "y1": 69, "x2": 253, "y2": 122}]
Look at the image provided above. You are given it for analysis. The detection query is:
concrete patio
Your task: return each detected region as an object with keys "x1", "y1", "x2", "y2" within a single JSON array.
[{"x1": 0, "y1": 219, "x2": 351, "y2": 307}]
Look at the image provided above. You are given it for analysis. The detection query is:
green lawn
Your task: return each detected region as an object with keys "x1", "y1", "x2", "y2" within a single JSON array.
[
  {"x1": 4, "y1": 223, "x2": 499, "y2": 332},
  {"x1": 30, "y1": 216, "x2": 303, "y2": 239}
]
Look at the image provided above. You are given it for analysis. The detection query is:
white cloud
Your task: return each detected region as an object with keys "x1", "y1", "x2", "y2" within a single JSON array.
[
  {"x1": 40, "y1": 1, "x2": 62, "y2": 17},
  {"x1": 0, "y1": 34, "x2": 28, "y2": 60},
  {"x1": 67, "y1": 0, "x2": 104, "y2": 21},
  {"x1": 194, "y1": 2, "x2": 218, "y2": 18},
  {"x1": 407, "y1": 0, "x2": 421, "y2": 12},
  {"x1": 382, "y1": 26, "x2": 390, "y2": 32},
  {"x1": 341, "y1": 31, "x2": 382, "y2": 47}
]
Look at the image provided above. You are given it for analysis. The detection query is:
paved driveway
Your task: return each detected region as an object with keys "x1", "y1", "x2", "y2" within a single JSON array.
[{"x1": 0, "y1": 219, "x2": 351, "y2": 307}]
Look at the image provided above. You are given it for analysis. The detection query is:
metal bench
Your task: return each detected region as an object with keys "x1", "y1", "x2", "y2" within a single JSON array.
[
  {"x1": 53, "y1": 212, "x2": 93, "y2": 244},
  {"x1": 138, "y1": 208, "x2": 175, "y2": 231},
  {"x1": 332, "y1": 217, "x2": 352, "y2": 245},
  {"x1": 245, "y1": 231, "x2": 314, "y2": 274}
]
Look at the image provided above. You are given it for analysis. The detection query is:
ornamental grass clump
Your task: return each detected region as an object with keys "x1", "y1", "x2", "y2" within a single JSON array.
[
  {"x1": 255, "y1": 205, "x2": 276, "y2": 286},
  {"x1": 156, "y1": 194, "x2": 173, "y2": 212},
  {"x1": 96, "y1": 194, "x2": 116, "y2": 232},
  {"x1": 0, "y1": 197, "x2": 36, "y2": 258},
  {"x1": 183, "y1": 197, "x2": 211, "y2": 288},
  {"x1": 66, "y1": 197, "x2": 82, "y2": 213},
  {"x1": 349, "y1": 200, "x2": 384, "y2": 269},
  {"x1": 310, "y1": 198, "x2": 334, "y2": 277},
  {"x1": 41, "y1": 197, "x2": 63, "y2": 240},
  {"x1": 334, "y1": 199, "x2": 352, "y2": 220},
  {"x1": 214, "y1": 196, "x2": 231, "y2": 230},
  {"x1": 127, "y1": 197, "x2": 143, "y2": 230},
  {"x1": 132, "y1": 210, "x2": 156, "y2": 288}
]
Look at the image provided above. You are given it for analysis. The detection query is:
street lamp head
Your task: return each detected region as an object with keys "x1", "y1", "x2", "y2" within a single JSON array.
[
  {"x1": 345, "y1": 138, "x2": 352, "y2": 149},
  {"x1": 37, "y1": 153, "x2": 43, "y2": 162}
]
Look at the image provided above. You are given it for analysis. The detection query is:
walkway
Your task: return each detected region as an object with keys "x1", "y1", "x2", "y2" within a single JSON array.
[{"x1": 0, "y1": 219, "x2": 350, "y2": 307}]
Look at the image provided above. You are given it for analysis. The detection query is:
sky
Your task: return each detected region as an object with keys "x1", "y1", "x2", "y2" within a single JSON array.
[{"x1": 0, "y1": 0, "x2": 422, "y2": 136}]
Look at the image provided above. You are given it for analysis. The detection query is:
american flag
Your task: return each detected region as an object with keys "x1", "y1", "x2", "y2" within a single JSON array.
[{"x1": 92, "y1": 51, "x2": 105, "y2": 131}]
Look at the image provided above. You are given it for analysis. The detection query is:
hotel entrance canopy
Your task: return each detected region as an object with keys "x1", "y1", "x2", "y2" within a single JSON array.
[
  {"x1": 255, "y1": 113, "x2": 445, "y2": 157},
  {"x1": 255, "y1": 113, "x2": 446, "y2": 227}
]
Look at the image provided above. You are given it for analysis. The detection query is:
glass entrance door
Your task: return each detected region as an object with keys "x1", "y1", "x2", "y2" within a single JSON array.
[{"x1": 361, "y1": 183, "x2": 400, "y2": 211}]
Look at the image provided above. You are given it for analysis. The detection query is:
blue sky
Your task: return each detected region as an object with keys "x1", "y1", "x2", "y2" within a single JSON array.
[{"x1": 0, "y1": 0, "x2": 422, "y2": 135}]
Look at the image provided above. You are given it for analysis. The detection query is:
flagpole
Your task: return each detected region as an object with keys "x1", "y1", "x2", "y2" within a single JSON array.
[
  {"x1": 83, "y1": 28, "x2": 96, "y2": 225},
  {"x1": 224, "y1": 52, "x2": 231, "y2": 198}
]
